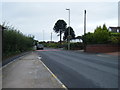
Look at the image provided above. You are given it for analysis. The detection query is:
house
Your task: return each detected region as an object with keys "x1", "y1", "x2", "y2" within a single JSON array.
[{"x1": 109, "y1": 27, "x2": 120, "y2": 33}]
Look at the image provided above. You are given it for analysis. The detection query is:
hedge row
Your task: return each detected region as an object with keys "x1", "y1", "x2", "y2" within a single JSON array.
[
  {"x1": 82, "y1": 24, "x2": 120, "y2": 45},
  {"x1": 40, "y1": 41, "x2": 84, "y2": 50},
  {"x1": 63, "y1": 42, "x2": 84, "y2": 50},
  {"x1": 2, "y1": 25, "x2": 34, "y2": 58}
]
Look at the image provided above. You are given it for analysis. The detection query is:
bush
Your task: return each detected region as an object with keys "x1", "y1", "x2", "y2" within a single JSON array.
[
  {"x1": 63, "y1": 42, "x2": 84, "y2": 50},
  {"x1": 82, "y1": 24, "x2": 117, "y2": 44},
  {"x1": 110, "y1": 33, "x2": 120, "y2": 44},
  {"x1": 2, "y1": 24, "x2": 34, "y2": 58},
  {"x1": 70, "y1": 42, "x2": 84, "y2": 50},
  {"x1": 82, "y1": 32, "x2": 94, "y2": 44},
  {"x1": 93, "y1": 27, "x2": 111, "y2": 44},
  {"x1": 45, "y1": 42, "x2": 61, "y2": 48}
]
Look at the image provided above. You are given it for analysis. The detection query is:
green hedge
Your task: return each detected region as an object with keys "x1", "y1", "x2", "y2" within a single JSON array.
[
  {"x1": 110, "y1": 33, "x2": 120, "y2": 44},
  {"x1": 39, "y1": 42, "x2": 84, "y2": 50},
  {"x1": 2, "y1": 25, "x2": 34, "y2": 58},
  {"x1": 63, "y1": 42, "x2": 84, "y2": 50},
  {"x1": 45, "y1": 43, "x2": 61, "y2": 48},
  {"x1": 82, "y1": 24, "x2": 120, "y2": 45}
]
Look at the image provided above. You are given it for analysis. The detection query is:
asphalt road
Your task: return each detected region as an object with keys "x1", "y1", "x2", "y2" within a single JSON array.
[{"x1": 36, "y1": 48, "x2": 119, "y2": 88}]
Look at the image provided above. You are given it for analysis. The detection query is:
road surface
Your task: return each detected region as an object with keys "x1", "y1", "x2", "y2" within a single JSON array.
[{"x1": 36, "y1": 48, "x2": 118, "y2": 88}]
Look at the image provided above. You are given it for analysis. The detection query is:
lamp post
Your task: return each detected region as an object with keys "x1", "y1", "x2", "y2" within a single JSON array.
[
  {"x1": 66, "y1": 8, "x2": 70, "y2": 50},
  {"x1": 84, "y1": 10, "x2": 86, "y2": 35},
  {"x1": 84, "y1": 10, "x2": 86, "y2": 51}
]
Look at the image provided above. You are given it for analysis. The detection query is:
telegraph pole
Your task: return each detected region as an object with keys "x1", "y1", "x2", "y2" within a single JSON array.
[
  {"x1": 84, "y1": 10, "x2": 86, "y2": 35},
  {"x1": 84, "y1": 10, "x2": 86, "y2": 51},
  {"x1": 66, "y1": 8, "x2": 70, "y2": 50},
  {"x1": 43, "y1": 30, "x2": 44, "y2": 42},
  {"x1": 51, "y1": 32, "x2": 52, "y2": 42}
]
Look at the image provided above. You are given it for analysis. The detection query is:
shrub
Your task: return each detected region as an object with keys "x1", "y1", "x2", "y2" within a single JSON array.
[
  {"x1": 82, "y1": 24, "x2": 113, "y2": 44},
  {"x1": 63, "y1": 42, "x2": 84, "y2": 50},
  {"x1": 110, "y1": 33, "x2": 120, "y2": 44},
  {"x1": 82, "y1": 32, "x2": 94, "y2": 44},
  {"x1": 93, "y1": 27, "x2": 111, "y2": 44},
  {"x1": 45, "y1": 43, "x2": 61, "y2": 48},
  {"x1": 2, "y1": 24, "x2": 34, "y2": 58}
]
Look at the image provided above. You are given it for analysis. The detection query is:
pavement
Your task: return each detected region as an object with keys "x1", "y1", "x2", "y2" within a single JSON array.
[
  {"x1": 37, "y1": 48, "x2": 118, "y2": 88},
  {"x1": 105, "y1": 52, "x2": 120, "y2": 56},
  {"x1": 2, "y1": 52, "x2": 67, "y2": 89}
]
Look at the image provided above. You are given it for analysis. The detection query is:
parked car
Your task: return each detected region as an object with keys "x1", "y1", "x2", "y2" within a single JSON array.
[{"x1": 36, "y1": 44, "x2": 44, "y2": 50}]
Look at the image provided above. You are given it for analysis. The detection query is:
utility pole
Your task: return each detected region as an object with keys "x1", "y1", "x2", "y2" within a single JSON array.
[
  {"x1": 66, "y1": 8, "x2": 70, "y2": 50},
  {"x1": 84, "y1": 10, "x2": 86, "y2": 35},
  {"x1": 51, "y1": 32, "x2": 52, "y2": 42},
  {"x1": 84, "y1": 10, "x2": 86, "y2": 51},
  {"x1": 43, "y1": 30, "x2": 44, "y2": 42}
]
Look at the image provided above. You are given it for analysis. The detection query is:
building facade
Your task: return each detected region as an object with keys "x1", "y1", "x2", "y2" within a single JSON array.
[{"x1": 109, "y1": 27, "x2": 120, "y2": 33}]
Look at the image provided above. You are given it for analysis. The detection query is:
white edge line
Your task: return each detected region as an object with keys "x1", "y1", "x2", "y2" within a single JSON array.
[{"x1": 38, "y1": 56, "x2": 68, "y2": 89}]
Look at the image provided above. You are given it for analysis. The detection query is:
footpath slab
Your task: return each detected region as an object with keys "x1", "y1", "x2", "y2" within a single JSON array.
[
  {"x1": 2, "y1": 52, "x2": 67, "y2": 89},
  {"x1": 104, "y1": 52, "x2": 120, "y2": 56}
]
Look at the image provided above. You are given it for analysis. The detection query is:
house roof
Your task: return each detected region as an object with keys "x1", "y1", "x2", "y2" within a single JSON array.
[{"x1": 109, "y1": 27, "x2": 120, "y2": 29}]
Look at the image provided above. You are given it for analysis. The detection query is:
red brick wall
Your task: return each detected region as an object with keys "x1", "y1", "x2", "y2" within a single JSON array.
[{"x1": 86, "y1": 44, "x2": 120, "y2": 53}]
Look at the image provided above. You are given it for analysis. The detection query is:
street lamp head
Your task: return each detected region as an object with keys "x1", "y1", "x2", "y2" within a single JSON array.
[
  {"x1": 66, "y1": 8, "x2": 70, "y2": 10},
  {"x1": 85, "y1": 10, "x2": 86, "y2": 14}
]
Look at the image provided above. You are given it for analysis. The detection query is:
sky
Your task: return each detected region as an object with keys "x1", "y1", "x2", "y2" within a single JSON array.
[
  {"x1": 118, "y1": 1, "x2": 120, "y2": 27},
  {"x1": 1, "y1": 0, "x2": 119, "y2": 42}
]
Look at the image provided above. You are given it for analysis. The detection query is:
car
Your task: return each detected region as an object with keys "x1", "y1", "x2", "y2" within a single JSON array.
[{"x1": 36, "y1": 44, "x2": 44, "y2": 50}]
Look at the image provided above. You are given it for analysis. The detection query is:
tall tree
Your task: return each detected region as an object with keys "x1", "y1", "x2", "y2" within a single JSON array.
[
  {"x1": 63, "y1": 26, "x2": 75, "y2": 41},
  {"x1": 102, "y1": 24, "x2": 108, "y2": 31},
  {"x1": 53, "y1": 19, "x2": 67, "y2": 44}
]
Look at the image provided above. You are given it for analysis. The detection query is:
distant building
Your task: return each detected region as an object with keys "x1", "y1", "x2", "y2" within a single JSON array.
[
  {"x1": 70, "y1": 39, "x2": 82, "y2": 43},
  {"x1": 109, "y1": 27, "x2": 120, "y2": 33}
]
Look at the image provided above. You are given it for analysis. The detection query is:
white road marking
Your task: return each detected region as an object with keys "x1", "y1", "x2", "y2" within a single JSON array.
[{"x1": 38, "y1": 56, "x2": 68, "y2": 89}]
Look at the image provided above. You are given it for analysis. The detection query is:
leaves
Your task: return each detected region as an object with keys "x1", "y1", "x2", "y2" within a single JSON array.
[
  {"x1": 53, "y1": 19, "x2": 67, "y2": 33},
  {"x1": 63, "y1": 26, "x2": 75, "y2": 41},
  {"x1": 53, "y1": 19, "x2": 67, "y2": 43},
  {"x1": 2, "y1": 24, "x2": 34, "y2": 57},
  {"x1": 82, "y1": 24, "x2": 112, "y2": 44}
]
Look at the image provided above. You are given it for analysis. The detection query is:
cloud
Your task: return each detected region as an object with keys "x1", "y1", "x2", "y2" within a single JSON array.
[
  {"x1": 2, "y1": 2, "x2": 118, "y2": 41},
  {"x1": 2, "y1": 0, "x2": 119, "y2": 2}
]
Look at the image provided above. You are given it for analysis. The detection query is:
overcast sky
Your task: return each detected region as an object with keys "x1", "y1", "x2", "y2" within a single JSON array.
[{"x1": 1, "y1": 0, "x2": 119, "y2": 41}]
